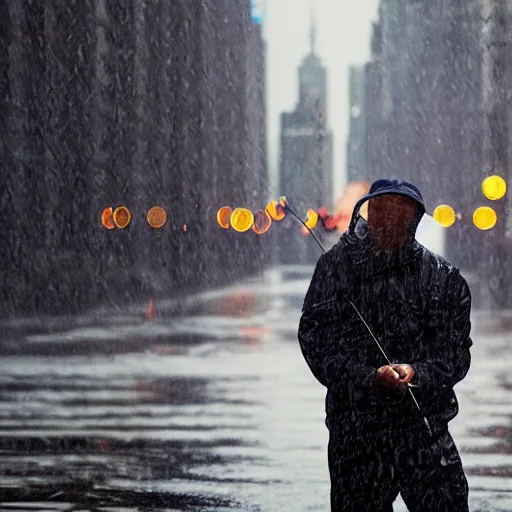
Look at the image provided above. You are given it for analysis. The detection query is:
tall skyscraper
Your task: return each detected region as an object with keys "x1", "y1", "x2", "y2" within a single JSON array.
[{"x1": 278, "y1": 18, "x2": 333, "y2": 265}]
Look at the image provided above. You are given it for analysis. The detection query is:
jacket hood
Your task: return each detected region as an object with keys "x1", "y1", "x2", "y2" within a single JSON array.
[{"x1": 349, "y1": 178, "x2": 426, "y2": 234}]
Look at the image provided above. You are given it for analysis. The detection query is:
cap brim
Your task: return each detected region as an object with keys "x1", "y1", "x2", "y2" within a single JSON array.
[{"x1": 349, "y1": 190, "x2": 426, "y2": 232}]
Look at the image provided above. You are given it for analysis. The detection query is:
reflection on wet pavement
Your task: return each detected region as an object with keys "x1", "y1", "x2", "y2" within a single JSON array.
[{"x1": 0, "y1": 266, "x2": 511, "y2": 511}]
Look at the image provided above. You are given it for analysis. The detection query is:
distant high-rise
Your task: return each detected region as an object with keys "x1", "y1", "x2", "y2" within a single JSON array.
[{"x1": 278, "y1": 18, "x2": 333, "y2": 265}]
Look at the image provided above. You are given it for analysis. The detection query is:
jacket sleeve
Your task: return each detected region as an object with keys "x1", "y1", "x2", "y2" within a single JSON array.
[
  {"x1": 297, "y1": 253, "x2": 379, "y2": 406},
  {"x1": 410, "y1": 271, "x2": 472, "y2": 394}
]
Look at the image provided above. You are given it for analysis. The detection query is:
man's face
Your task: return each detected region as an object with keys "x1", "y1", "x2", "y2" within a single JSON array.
[{"x1": 367, "y1": 194, "x2": 421, "y2": 250}]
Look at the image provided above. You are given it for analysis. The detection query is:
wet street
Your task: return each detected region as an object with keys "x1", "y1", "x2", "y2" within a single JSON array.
[{"x1": 0, "y1": 266, "x2": 511, "y2": 511}]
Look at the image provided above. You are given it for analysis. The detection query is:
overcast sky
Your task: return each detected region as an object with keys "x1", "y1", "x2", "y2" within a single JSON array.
[{"x1": 262, "y1": 0, "x2": 380, "y2": 198}]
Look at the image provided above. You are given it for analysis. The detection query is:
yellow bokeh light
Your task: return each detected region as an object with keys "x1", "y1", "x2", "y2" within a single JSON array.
[
  {"x1": 230, "y1": 208, "x2": 254, "y2": 232},
  {"x1": 113, "y1": 206, "x2": 132, "y2": 229},
  {"x1": 305, "y1": 209, "x2": 319, "y2": 230},
  {"x1": 433, "y1": 204, "x2": 456, "y2": 228},
  {"x1": 147, "y1": 206, "x2": 167, "y2": 228},
  {"x1": 265, "y1": 200, "x2": 286, "y2": 221},
  {"x1": 473, "y1": 206, "x2": 497, "y2": 230},
  {"x1": 482, "y1": 175, "x2": 507, "y2": 201}
]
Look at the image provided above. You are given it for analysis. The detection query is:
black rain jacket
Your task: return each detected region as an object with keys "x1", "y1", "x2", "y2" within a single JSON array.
[{"x1": 298, "y1": 197, "x2": 473, "y2": 448}]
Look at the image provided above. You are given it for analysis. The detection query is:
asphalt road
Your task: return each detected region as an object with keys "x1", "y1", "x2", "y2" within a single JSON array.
[{"x1": 0, "y1": 266, "x2": 510, "y2": 511}]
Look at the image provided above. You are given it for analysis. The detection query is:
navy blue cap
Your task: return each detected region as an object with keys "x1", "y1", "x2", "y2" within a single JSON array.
[{"x1": 349, "y1": 178, "x2": 426, "y2": 232}]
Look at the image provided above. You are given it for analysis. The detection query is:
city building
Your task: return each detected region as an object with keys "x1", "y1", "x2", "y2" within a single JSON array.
[
  {"x1": 278, "y1": 19, "x2": 333, "y2": 264},
  {"x1": 0, "y1": 1, "x2": 268, "y2": 316},
  {"x1": 347, "y1": 0, "x2": 493, "y2": 307}
]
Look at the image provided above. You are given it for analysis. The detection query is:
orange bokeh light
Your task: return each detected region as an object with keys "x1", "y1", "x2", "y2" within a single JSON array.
[
  {"x1": 217, "y1": 206, "x2": 232, "y2": 229},
  {"x1": 333, "y1": 181, "x2": 370, "y2": 231},
  {"x1": 301, "y1": 209, "x2": 319, "y2": 235},
  {"x1": 252, "y1": 209, "x2": 272, "y2": 235},
  {"x1": 101, "y1": 207, "x2": 115, "y2": 229},
  {"x1": 147, "y1": 206, "x2": 167, "y2": 228},
  {"x1": 113, "y1": 206, "x2": 132, "y2": 229},
  {"x1": 318, "y1": 207, "x2": 340, "y2": 231}
]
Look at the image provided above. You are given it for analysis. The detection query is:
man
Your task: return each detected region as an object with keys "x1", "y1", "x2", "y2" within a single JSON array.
[{"x1": 298, "y1": 178, "x2": 472, "y2": 511}]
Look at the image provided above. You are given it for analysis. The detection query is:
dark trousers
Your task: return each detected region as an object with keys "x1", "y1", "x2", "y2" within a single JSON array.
[{"x1": 328, "y1": 429, "x2": 469, "y2": 512}]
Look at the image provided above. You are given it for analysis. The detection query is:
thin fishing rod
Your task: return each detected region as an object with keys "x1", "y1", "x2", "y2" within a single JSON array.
[
  {"x1": 285, "y1": 206, "x2": 326, "y2": 254},
  {"x1": 288, "y1": 202, "x2": 431, "y2": 436},
  {"x1": 286, "y1": 203, "x2": 392, "y2": 365}
]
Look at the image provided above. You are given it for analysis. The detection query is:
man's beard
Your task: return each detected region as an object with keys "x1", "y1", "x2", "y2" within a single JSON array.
[{"x1": 367, "y1": 225, "x2": 417, "y2": 268}]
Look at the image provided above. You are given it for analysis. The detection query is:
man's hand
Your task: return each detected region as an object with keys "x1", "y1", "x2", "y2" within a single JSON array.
[
  {"x1": 376, "y1": 365, "x2": 403, "y2": 389},
  {"x1": 390, "y1": 364, "x2": 415, "y2": 384},
  {"x1": 376, "y1": 364, "x2": 415, "y2": 389}
]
